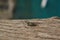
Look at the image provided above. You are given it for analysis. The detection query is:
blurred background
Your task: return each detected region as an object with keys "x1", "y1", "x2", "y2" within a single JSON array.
[
  {"x1": 0, "y1": 0, "x2": 60, "y2": 19},
  {"x1": 0, "y1": 0, "x2": 8, "y2": 19},
  {"x1": 0, "y1": 0, "x2": 14, "y2": 19}
]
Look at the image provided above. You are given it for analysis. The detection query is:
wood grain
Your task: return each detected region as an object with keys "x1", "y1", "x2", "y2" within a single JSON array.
[{"x1": 0, "y1": 18, "x2": 60, "y2": 40}]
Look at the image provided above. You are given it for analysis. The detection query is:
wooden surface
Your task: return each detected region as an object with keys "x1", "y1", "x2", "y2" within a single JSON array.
[{"x1": 0, "y1": 18, "x2": 60, "y2": 40}]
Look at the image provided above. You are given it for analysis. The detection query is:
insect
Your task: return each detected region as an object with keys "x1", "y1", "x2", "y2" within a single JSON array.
[{"x1": 25, "y1": 21, "x2": 37, "y2": 26}]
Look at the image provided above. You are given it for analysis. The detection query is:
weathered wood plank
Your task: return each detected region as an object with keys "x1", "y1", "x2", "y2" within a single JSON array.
[{"x1": 0, "y1": 18, "x2": 60, "y2": 40}]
